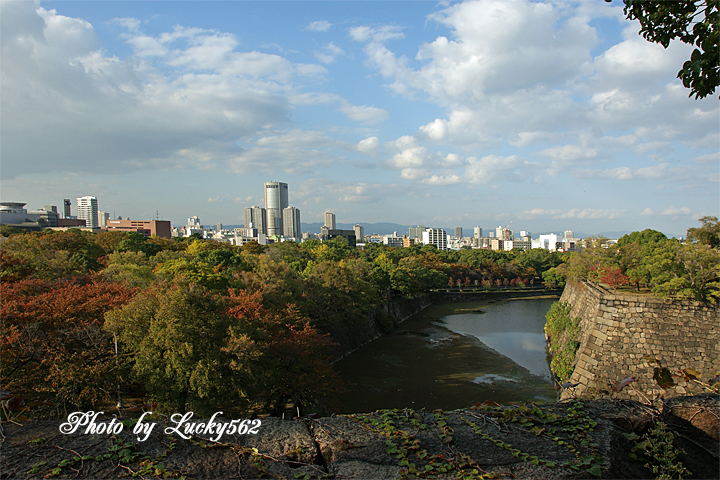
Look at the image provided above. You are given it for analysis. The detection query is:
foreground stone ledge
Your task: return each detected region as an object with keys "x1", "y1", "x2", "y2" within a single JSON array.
[{"x1": 1, "y1": 395, "x2": 718, "y2": 480}]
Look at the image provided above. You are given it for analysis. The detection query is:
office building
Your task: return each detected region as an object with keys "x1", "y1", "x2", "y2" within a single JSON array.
[
  {"x1": 264, "y1": 181, "x2": 289, "y2": 237},
  {"x1": 324, "y1": 211, "x2": 336, "y2": 230},
  {"x1": 383, "y1": 233, "x2": 403, "y2": 248},
  {"x1": 76, "y1": 196, "x2": 99, "y2": 228},
  {"x1": 63, "y1": 199, "x2": 71, "y2": 218},
  {"x1": 422, "y1": 228, "x2": 448, "y2": 250},
  {"x1": 244, "y1": 206, "x2": 266, "y2": 234},
  {"x1": 283, "y1": 206, "x2": 301, "y2": 238},
  {"x1": 105, "y1": 220, "x2": 172, "y2": 239},
  {"x1": 474, "y1": 227, "x2": 482, "y2": 239},
  {"x1": 353, "y1": 224, "x2": 364, "y2": 242},
  {"x1": 408, "y1": 225, "x2": 426, "y2": 239},
  {"x1": 321, "y1": 229, "x2": 356, "y2": 247},
  {"x1": 454, "y1": 227, "x2": 463, "y2": 238},
  {"x1": 98, "y1": 211, "x2": 110, "y2": 228}
]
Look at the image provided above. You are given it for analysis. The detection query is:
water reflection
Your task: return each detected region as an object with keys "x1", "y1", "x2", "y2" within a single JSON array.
[
  {"x1": 333, "y1": 298, "x2": 557, "y2": 414},
  {"x1": 441, "y1": 299, "x2": 553, "y2": 379}
]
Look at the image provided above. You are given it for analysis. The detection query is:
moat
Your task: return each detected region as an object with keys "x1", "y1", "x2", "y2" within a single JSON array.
[{"x1": 334, "y1": 297, "x2": 558, "y2": 414}]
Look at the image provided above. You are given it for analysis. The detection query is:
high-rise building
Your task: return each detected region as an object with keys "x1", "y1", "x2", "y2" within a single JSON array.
[
  {"x1": 63, "y1": 199, "x2": 71, "y2": 219},
  {"x1": 283, "y1": 206, "x2": 301, "y2": 238},
  {"x1": 353, "y1": 224, "x2": 364, "y2": 242},
  {"x1": 564, "y1": 230, "x2": 574, "y2": 239},
  {"x1": 76, "y1": 196, "x2": 99, "y2": 228},
  {"x1": 474, "y1": 226, "x2": 482, "y2": 238},
  {"x1": 324, "y1": 211, "x2": 336, "y2": 230},
  {"x1": 454, "y1": 226, "x2": 463, "y2": 238},
  {"x1": 422, "y1": 228, "x2": 447, "y2": 250},
  {"x1": 264, "y1": 182, "x2": 289, "y2": 237},
  {"x1": 98, "y1": 211, "x2": 110, "y2": 227},
  {"x1": 244, "y1": 206, "x2": 266, "y2": 234},
  {"x1": 409, "y1": 225, "x2": 426, "y2": 239}
]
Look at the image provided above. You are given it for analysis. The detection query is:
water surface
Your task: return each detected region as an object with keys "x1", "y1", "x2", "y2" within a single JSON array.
[{"x1": 333, "y1": 298, "x2": 557, "y2": 414}]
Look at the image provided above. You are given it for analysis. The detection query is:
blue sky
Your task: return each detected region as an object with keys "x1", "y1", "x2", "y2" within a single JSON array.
[{"x1": 2, "y1": 0, "x2": 718, "y2": 237}]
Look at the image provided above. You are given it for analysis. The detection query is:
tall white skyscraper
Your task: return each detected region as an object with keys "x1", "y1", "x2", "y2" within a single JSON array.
[
  {"x1": 264, "y1": 181, "x2": 289, "y2": 236},
  {"x1": 282, "y1": 206, "x2": 301, "y2": 238},
  {"x1": 324, "y1": 211, "x2": 336, "y2": 229},
  {"x1": 76, "y1": 196, "x2": 98, "y2": 228},
  {"x1": 474, "y1": 226, "x2": 482, "y2": 239}
]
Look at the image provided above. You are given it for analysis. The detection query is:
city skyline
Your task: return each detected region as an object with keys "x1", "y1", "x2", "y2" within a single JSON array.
[{"x1": 1, "y1": 1, "x2": 718, "y2": 238}]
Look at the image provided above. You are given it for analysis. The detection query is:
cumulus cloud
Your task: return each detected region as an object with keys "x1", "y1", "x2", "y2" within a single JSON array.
[
  {"x1": 0, "y1": 3, "x2": 330, "y2": 179},
  {"x1": 356, "y1": 137, "x2": 382, "y2": 157},
  {"x1": 464, "y1": 155, "x2": 527, "y2": 185}
]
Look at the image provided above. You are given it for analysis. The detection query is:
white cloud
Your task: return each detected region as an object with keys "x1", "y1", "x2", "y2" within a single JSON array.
[
  {"x1": 464, "y1": 155, "x2": 527, "y2": 185},
  {"x1": 314, "y1": 42, "x2": 345, "y2": 64},
  {"x1": 642, "y1": 208, "x2": 654, "y2": 216},
  {"x1": 421, "y1": 174, "x2": 462, "y2": 185},
  {"x1": 338, "y1": 102, "x2": 389, "y2": 124},
  {"x1": 559, "y1": 209, "x2": 626, "y2": 220},
  {"x1": 661, "y1": 206, "x2": 692, "y2": 216},
  {"x1": 229, "y1": 129, "x2": 348, "y2": 175},
  {"x1": 348, "y1": 25, "x2": 404, "y2": 43},
  {"x1": 306, "y1": 20, "x2": 332, "y2": 32},
  {"x1": 357, "y1": 137, "x2": 382, "y2": 157},
  {"x1": 0, "y1": 3, "x2": 330, "y2": 179}
]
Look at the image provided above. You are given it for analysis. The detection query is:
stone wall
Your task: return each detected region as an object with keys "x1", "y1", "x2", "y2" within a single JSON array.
[{"x1": 559, "y1": 280, "x2": 720, "y2": 400}]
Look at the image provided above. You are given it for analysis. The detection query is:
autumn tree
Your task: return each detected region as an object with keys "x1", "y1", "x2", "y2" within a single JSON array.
[
  {"x1": 224, "y1": 289, "x2": 339, "y2": 416},
  {"x1": 1, "y1": 278, "x2": 136, "y2": 412}
]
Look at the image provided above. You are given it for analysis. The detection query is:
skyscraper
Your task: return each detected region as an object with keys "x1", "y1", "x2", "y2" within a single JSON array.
[
  {"x1": 264, "y1": 182, "x2": 289, "y2": 237},
  {"x1": 454, "y1": 226, "x2": 463, "y2": 238},
  {"x1": 324, "y1": 211, "x2": 336, "y2": 229},
  {"x1": 76, "y1": 196, "x2": 98, "y2": 228},
  {"x1": 354, "y1": 224, "x2": 364, "y2": 242},
  {"x1": 63, "y1": 199, "x2": 71, "y2": 219},
  {"x1": 283, "y1": 206, "x2": 301, "y2": 238},
  {"x1": 474, "y1": 226, "x2": 482, "y2": 238},
  {"x1": 244, "y1": 206, "x2": 267, "y2": 234}
]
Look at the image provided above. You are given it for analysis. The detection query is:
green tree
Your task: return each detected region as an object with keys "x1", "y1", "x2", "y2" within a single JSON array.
[
  {"x1": 686, "y1": 216, "x2": 720, "y2": 247},
  {"x1": 623, "y1": 0, "x2": 719, "y2": 99},
  {"x1": 104, "y1": 281, "x2": 237, "y2": 414}
]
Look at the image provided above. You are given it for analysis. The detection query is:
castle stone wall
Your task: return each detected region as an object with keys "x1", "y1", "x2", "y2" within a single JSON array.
[{"x1": 559, "y1": 280, "x2": 720, "y2": 400}]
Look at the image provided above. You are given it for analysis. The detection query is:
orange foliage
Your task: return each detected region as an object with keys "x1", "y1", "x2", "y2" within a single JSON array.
[{"x1": 1, "y1": 277, "x2": 137, "y2": 411}]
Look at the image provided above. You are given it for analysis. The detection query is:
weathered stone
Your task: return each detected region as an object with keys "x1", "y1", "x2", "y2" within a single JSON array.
[{"x1": 2, "y1": 397, "x2": 718, "y2": 480}]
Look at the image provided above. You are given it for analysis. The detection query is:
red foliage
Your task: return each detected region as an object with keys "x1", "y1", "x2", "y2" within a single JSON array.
[
  {"x1": 224, "y1": 289, "x2": 339, "y2": 415},
  {"x1": 599, "y1": 266, "x2": 630, "y2": 288},
  {"x1": 1, "y1": 277, "x2": 137, "y2": 411}
]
